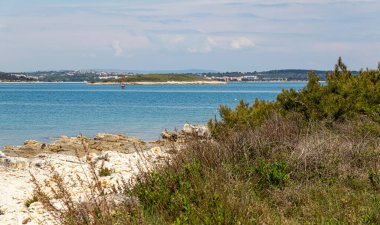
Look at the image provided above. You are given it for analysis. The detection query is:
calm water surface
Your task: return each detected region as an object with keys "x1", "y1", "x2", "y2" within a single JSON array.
[{"x1": 0, "y1": 82, "x2": 306, "y2": 146}]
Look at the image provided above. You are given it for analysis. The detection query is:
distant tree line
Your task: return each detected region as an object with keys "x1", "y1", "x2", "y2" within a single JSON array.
[
  {"x1": 202, "y1": 69, "x2": 360, "y2": 81},
  {"x1": 0, "y1": 72, "x2": 35, "y2": 81}
]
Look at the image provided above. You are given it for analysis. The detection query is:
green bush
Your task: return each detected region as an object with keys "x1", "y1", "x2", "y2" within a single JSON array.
[
  {"x1": 209, "y1": 58, "x2": 380, "y2": 137},
  {"x1": 255, "y1": 161, "x2": 290, "y2": 189},
  {"x1": 208, "y1": 99, "x2": 276, "y2": 137},
  {"x1": 134, "y1": 161, "x2": 235, "y2": 224},
  {"x1": 135, "y1": 161, "x2": 203, "y2": 219},
  {"x1": 278, "y1": 57, "x2": 380, "y2": 122}
]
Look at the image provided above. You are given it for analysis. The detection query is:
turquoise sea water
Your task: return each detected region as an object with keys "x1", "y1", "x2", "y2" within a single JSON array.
[{"x1": 0, "y1": 82, "x2": 306, "y2": 147}]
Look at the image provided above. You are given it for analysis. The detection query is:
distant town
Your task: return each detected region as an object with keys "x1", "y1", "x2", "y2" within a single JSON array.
[{"x1": 0, "y1": 69, "x2": 343, "y2": 83}]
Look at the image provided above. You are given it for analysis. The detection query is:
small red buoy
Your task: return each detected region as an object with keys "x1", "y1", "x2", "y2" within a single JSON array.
[{"x1": 120, "y1": 75, "x2": 126, "y2": 89}]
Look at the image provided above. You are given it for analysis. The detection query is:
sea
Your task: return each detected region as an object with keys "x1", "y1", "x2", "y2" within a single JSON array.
[{"x1": 0, "y1": 82, "x2": 306, "y2": 147}]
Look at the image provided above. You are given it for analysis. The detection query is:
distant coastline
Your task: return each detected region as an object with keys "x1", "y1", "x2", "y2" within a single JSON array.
[
  {"x1": 87, "y1": 81, "x2": 227, "y2": 85},
  {"x1": 0, "y1": 80, "x2": 309, "y2": 84},
  {"x1": 1, "y1": 70, "x2": 332, "y2": 83},
  {"x1": 0, "y1": 81, "x2": 86, "y2": 84}
]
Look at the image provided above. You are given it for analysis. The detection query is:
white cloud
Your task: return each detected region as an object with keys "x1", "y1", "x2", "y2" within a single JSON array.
[
  {"x1": 186, "y1": 37, "x2": 215, "y2": 53},
  {"x1": 230, "y1": 37, "x2": 255, "y2": 49},
  {"x1": 187, "y1": 36, "x2": 255, "y2": 53},
  {"x1": 206, "y1": 37, "x2": 217, "y2": 46},
  {"x1": 112, "y1": 40, "x2": 123, "y2": 57},
  {"x1": 1, "y1": 0, "x2": 379, "y2": 71}
]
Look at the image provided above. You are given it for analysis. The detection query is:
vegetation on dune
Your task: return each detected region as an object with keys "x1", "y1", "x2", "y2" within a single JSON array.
[{"x1": 34, "y1": 58, "x2": 380, "y2": 224}]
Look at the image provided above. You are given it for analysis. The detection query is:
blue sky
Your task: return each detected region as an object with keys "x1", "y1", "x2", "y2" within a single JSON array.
[{"x1": 0, "y1": 0, "x2": 379, "y2": 72}]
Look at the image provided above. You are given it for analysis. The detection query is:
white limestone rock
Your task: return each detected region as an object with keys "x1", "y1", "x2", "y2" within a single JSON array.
[
  {"x1": 182, "y1": 123, "x2": 210, "y2": 138},
  {"x1": 0, "y1": 147, "x2": 170, "y2": 225}
]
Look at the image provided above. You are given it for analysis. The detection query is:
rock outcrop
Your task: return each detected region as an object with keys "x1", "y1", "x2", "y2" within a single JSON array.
[
  {"x1": 2, "y1": 133, "x2": 146, "y2": 158},
  {"x1": 161, "y1": 130, "x2": 178, "y2": 141},
  {"x1": 182, "y1": 123, "x2": 211, "y2": 138},
  {"x1": 161, "y1": 123, "x2": 211, "y2": 141},
  {"x1": 0, "y1": 133, "x2": 172, "y2": 225},
  {"x1": 0, "y1": 147, "x2": 169, "y2": 225}
]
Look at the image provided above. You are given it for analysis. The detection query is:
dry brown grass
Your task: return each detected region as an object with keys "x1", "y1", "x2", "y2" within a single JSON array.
[{"x1": 133, "y1": 113, "x2": 380, "y2": 224}]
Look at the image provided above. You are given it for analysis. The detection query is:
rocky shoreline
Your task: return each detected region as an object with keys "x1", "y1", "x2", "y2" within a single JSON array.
[{"x1": 0, "y1": 124, "x2": 209, "y2": 225}]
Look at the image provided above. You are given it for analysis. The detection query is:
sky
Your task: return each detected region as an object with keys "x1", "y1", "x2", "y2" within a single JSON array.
[{"x1": 0, "y1": 0, "x2": 379, "y2": 72}]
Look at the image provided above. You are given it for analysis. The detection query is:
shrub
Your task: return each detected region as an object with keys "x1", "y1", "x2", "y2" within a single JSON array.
[
  {"x1": 210, "y1": 58, "x2": 380, "y2": 137},
  {"x1": 255, "y1": 161, "x2": 290, "y2": 189},
  {"x1": 133, "y1": 159, "x2": 241, "y2": 224},
  {"x1": 278, "y1": 57, "x2": 380, "y2": 122},
  {"x1": 208, "y1": 99, "x2": 276, "y2": 137}
]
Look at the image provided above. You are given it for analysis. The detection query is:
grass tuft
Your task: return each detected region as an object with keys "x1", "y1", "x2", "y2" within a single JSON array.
[
  {"x1": 25, "y1": 195, "x2": 38, "y2": 208},
  {"x1": 99, "y1": 167, "x2": 113, "y2": 177}
]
